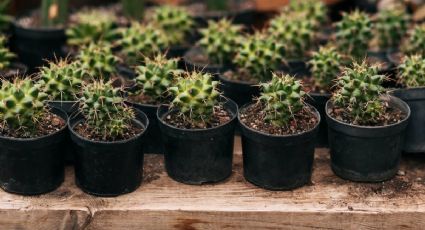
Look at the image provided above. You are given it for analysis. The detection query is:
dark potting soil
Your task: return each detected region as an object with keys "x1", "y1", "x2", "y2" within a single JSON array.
[
  {"x1": 163, "y1": 105, "x2": 232, "y2": 129},
  {"x1": 222, "y1": 70, "x2": 259, "y2": 84},
  {"x1": 0, "y1": 111, "x2": 65, "y2": 138},
  {"x1": 17, "y1": 12, "x2": 66, "y2": 28},
  {"x1": 0, "y1": 68, "x2": 22, "y2": 81},
  {"x1": 74, "y1": 121, "x2": 143, "y2": 142},
  {"x1": 302, "y1": 76, "x2": 332, "y2": 95},
  {"x1": 187, "y1": 50, "x2": 212, "y2": 65},
  {"x1": 240, "y1": 102, "x2": 318, "y2": 136},
  {"x1": 127, "y1": 94, "x2": 163, "y2": 106}
]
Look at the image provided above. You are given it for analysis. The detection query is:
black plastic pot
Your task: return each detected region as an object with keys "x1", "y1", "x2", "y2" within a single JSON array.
[
  {"x1": 307, "y1": 92, "x2": 331, "y2": 147},
  {"x1": 157, "y1": 99, "x2": 238, "y2": 185},
  {"x1": 326, "y1": 96, "x2": 410, "y2": 182},
  {"x1": 281, "y1": 59, "x2": 310, "y2": 77},
  {"x1": 183, "y1": 47, "x2": 229, "y2": 75},
  {"x1": 239, "y1": 103, "x2": 320, "y2": 190},
  {"x1": 218, "y1": 74, "x2": 259, "y2": 107},
  {"x1": 391, "y1": 88, "x2": 425, "y2": 153},
  {"x1": 0, "y1": 107, "x2": 67, "y2": 195},
  {"x1": 69, "y1": 109, "x2": 148, "y2": 197}
]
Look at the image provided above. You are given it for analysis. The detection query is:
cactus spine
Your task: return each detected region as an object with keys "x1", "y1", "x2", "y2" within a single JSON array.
[
  {"x1": 375, "y1": 9, "x2": 410, "y2": 50},
  {"x1": 0, "y1": 35, "x2": 15, "y2": 70},
  {"x1": 121, "y1": 0, "x2": 145, "y2": 20},
  {"x1": 397, "y1": 54, "x2": 425, "y2": 88},
  {"x1": 41, "y1": 0, "x2": 68, "y2": 27},
  {"x1": 309, "y1": 46, "x2": 343, "y2": 92},
  {"x1": 78, "y1": 43, "x2": 118, "y2": 81},
  {"x1": 403, "y1": 24, "x2": 425, "y2": 56}
]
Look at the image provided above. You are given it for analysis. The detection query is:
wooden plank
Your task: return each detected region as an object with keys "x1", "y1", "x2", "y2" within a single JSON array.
[{"x1": 0, "y1": 137, "x2": 425, "y2": 229}]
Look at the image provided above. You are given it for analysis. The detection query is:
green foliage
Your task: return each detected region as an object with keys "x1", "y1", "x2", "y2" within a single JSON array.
[
  {"x1": 41, "y1": 0, "x2": 68, "y2": 27},
  {"x1": 375, "y1": 9, "x2": 410, "y2": 49},
  {"x1": 309, "y1": 46, "x2": 343, "y2": 91},
  {"x1": 403, "y1": 24, "x2": 425, "y2": 56},
  {"x1": 79, "y1": 81, "x2": 135, "y2": 140},
  {"x1": 259, "y1": 73, "x2": 305, "y2": 127},
  {"x1": 121, "y1": 0, "x2": 145, "y2": 20},
  {"x1": 332, "y1": 61, "x2": 385, "y2": 124},
  {"x1": 39, "y1": 59, "x2": 84, "y2": 101},
  {"x1": 234, "y1": 32, "x2": 284, "y2": 82},
  {"x1": 170, "y1": 71, "x2": 220, "y2": 126},
  {"x1": 397, "y1": 54, "x2": 425, "y2": 88},
  {"x1": 0, "y1": 0, "x2": 12, "y2": 31},
  {"x1": 78, "y1": 43, "x2": 118, "y2": 81},
  {"x1": 198, "y1": 19, "x2": 242, "y2": 64},
  {"x1": 0, "y1": 78, "x2": 47, "y2": 130},
  {"x1": 335, "y1": 10, "x2": 372, "y2": 60},
  {"x1": 151, "y1": 5, "x2": 194, "y2": 45},
  {"x1": 283, "y1": 0, "x2": 327, "y2": 27},
  {"x1": 0, "y1": 35, "x2": 15, "y2": 70},
  {"x1": 206, "y1": 0, "x2": 227, "y2": 11}
]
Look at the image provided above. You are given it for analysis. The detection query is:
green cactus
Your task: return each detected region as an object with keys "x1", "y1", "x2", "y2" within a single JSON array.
[
  {"x1": 283, "y1": 0, "x2": 327, "y2": 27},
  {"x1": 78, "y1": 42, "x2": 118, "y2": 81},
  {"x1": 259, "y1": 73, "x2": 306, "y2": 127},
  {"x1": 309, "y1": 46, "x2": 343, "y2": 91},
  {"x1": 397, "y1": 54, "x2": 425, "y2": 88},
  {"x1": 403, "y1": 24, "x2": 425, "y2": 56},
  {"x1": 39, "y1": 59, "x2": 84, "y2": 101},
  {"x1": 198, "y1": 19, "x2": 243, "y2": 65},
  {"x1": 332, "y1": 61, "x2": 385, "y2": 124},
  {"x1": 0, "y1": 35, "x2": 15, "y2": 70},
  {"x1": 133, "y1": 54, "x2": 181, "y2": 102},
  {"x1": 0, "y1": 78, "x2": 48, "y2": 131},
  {"x1": 170, "y1": 71, "x2": 220, "y2": 126},
  {"x1": 335, "y1": 10, "x2": 373, "y2": 60},
  {"x1": 0, "y1": 0, "x2": 12, "y2": 31},
  {"x1": 150, "y1": 5, "x2": 194, "y2": 45},
  {"x1": 234, "y1": 32, "x2": 284, "y2": 82},
  {"x1": 268, "y1": 12, "x2": 315, "y2": 59},
  {"x1": 121, "y1": 0, "x2": 145, "y2": 20},
  {"x1": 79, "y1": 81, "x2": 135, "y2": 139},
  {"x1": 41, "y1": 0, "x2": 68, "y2": 27},
  {"x1": 66, "y1": 9, "x2": 117, "y2": 46},
  {"x1": 375, "y1": 9, "x2": 410, "y2": 50},
  {"x1": 118, "y1": 22, "x2": 169, "y2": 65}
]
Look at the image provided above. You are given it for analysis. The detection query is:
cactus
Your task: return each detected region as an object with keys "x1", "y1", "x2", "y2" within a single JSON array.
[
  {"x1": 309, "y1": 46, "x2": 343, "y2": 91},
  {"x1": 118, "y1": 22, "x2": 169, "y2": 65},
  {"x1": 121, "y1": 0, "x2": 145, "y2": 20},
  {"x1": 375, "y1": 9, "x2": 410, "y2": 50},
  {"x1": 198, "y1": 19, "x2": 243, "y2": 65},
  {"x1": 66, "y1": 9, "x2": 117, "y2": 46},
  {"x1": 403, "y1": 24, "x2": 425, "y2": 56},
  {"x1": 283, "y1": 0, "x2": 327, "y2": 27},
  {"x1": 78, "y1": 42, "x2": 118, "y2": 81},
  {"x1": 397, "y1": 54, "x2": 425, "y2": 88},
  {"x1": 234, "y1": 32, "x2": 284, "y2": 82},
  {"x1": 39, "y1": 59, "x2": 84, "y2": 101},
  {"x1": 206, "y1": 0, "x2": 227, "y2": 11},
  {"x1": 41, "y1": 0, "x2": 68, "y2": 27},
  {"x1": 259, "y1": 73, "x2": 306, "y2": 127},
  {"x1": 150, "y1": 5, "x2": 194, "y2": 45},
  {"x1": 332, "y1": 61, "x2": 385, "y2": 124},
  {"x1": 170, "y1": 71, "x2": 220, "y2": 126},
  {"x1": 133, "y1": 54, "x2": 181, "y2": 102},
  {"x1": 268, "y1": 12, "x2": 315, "y2": 59},
  {"x1": 335, "y1": 10, "x2": 373, "y2": 60},
  {"x1": 0, "y1": 35, "x2": 15, "y2": 70},
  {"x1": 0, "y1": 0, "x2": 12, "y2": 31},
  {"x1": 0, "y1": 78, "x2": 48, "y2": 130},
  {"x1": 79, "y1": 81, "x2": 135, "y2": 139}
]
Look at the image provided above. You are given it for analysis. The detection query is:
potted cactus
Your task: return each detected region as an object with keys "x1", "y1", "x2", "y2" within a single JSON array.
[
  {"x1": 157, "y1": 71, "x2": 238, "y2": 185},
  {"x1": 184, "y1": 19, "x2": 242, "y2": 75},
  {"x1": 238, "y1": 73, "x2": 320, "y2": 190},
  {"x1": 126, "y1": 54, "x2": 181, "y2": 154},
  {"x1": 219, "y1": 32, "x2": 284, "y2": 107},
  {"x1": 391, "y1": 54, "x2": 425, "y2": 153},
  {"x1": 326, "y1": 61, "x2": 410, "y2": 182},
  {"x1": 389, "y1": 24, "x2": 425, "y2": 67},
  {"x1": 0, "y1": 78, "x2": 68, "y2": 195},
  {"x1": 0, "y1": 35, "x2": 27, "y2": 80},
  {"x1": 69, "y1": 80, "x2": 148, "y2": 196}
]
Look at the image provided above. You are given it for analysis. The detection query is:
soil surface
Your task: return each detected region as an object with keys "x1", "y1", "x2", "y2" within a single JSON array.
[
  {"x1": 0, "y1": 67, "x2": 24, "y2": 81},
  {"x1": 127, "y1": 94, "x2": 162, "y2": 106},
  {"x1": 303, "y1": 76, "x2": 333, "y2": 95},
  {"x1": 74, "y1": 121, "x2": 143, "y2": 142},
  {"x1": 0, "y1": 111, "x2": 65, "y2": 138},
  {"x1": 240, "y1": 102, "x2": 318, "y2": 135},
  {"x1": 163, "y1": 105, "x2": 232, "y2": 129},
  {"x1": 222, "y1": 70, "x2": 259, "y2": 84}
]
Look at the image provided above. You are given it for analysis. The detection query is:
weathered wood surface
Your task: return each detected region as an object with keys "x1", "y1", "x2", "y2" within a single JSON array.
[{"x1": 1, "y1": 137, "x2": 425, "y2": 229}]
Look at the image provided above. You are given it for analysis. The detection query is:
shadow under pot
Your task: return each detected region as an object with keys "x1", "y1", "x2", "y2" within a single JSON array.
[
  {"x1": 183, "y1": 47, "x2": 231, "y2": 76},
  {"x1": 391, "y1": 88, "x2": 425, "y2": 153},
  {"x1": 307, "y1": 92, "x2": 331, "y2": 147},
  {"x1": 239, "y1": 103, "x2": 320, "y2": 190},
  {"x1": 157, "y1": 99, "x2": 238, "y2": 185},
  {"x1": 69, "y1": 109, "x2": 148, "y2": 197},
  {"x1": 326, "y1": 96, "x2": 410, "y2": 182},
  {"x1": 0, "y1": 107, "x2": 68, "y2": 195},
  {"x1": 218, "y1": 74, "x2": 260, "y2": 107}
]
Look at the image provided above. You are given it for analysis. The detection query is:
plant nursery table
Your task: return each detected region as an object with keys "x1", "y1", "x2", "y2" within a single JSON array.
[{"x1": 0, "y1": 137, "x2": 424, "y2": 229}]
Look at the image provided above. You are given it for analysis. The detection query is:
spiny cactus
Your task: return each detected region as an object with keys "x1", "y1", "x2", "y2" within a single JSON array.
[
  {"x1": 397, "y1": 54, "x2": 425, "y2": 88},
  {"x1": 268, "y1": 12, "x2": 315, "y2": 59},
  {"x1": 118, "y1": 22, "x2": 169, "y2": 65},
  {"x1": 0, "y1": 78, "x2": 47, "y2": 130},
  {"x1": 39, "y1": 59, "x2": 84, "y2": 101},
  {"x1": 133, "y1": 54, "x2": 181, "y2": 102},
  {"x1": 78, "y1": 43, "x2": 118, "y2": 81},
  {"x1": 150, "y1": 5, "x2": 194, "y2": 45},
  {"x1": 66, "y1": 9, "x2": 117, "y2": 46},
  {"x1": 332, "y1": 61, "x2": 385, "y2": 124},
  {"x1": 283, "y1": 0, "x2": 327, "y2": 28},
  {"x1": 403, "y1": 24, "x2": 425, "y2": 56},
  {"x1": 0, "y1": 35, "x2": 15, "y2": 70},
  {"x1": 259, "y1": 73, "x2": 306, "y2": 127},
  {"x1": 309, "y1": 46, "x2": 343, "y2": 91},
  {"x1": 79, "y1": 81, "x2": 135, "y2": 139},
  {"x1": 198, "y1": 19, "x2": 243, "y2": 65},
  {"x1": 41, "y1": 0, "x2": 69, "y2": 27},
  {"x1": 170, "y1": 71, "x2": 220, "y2": 126},
  {"x1": 375, "y1": 9, "x2": 410, "y2": 50},
  {"x1": 335, "y1": 10, "x2": 373, "y2": 60},
  {"x1": 0, "y1": 0, "x2": 12, "y2": 31},
  {"x1": 234, "y1": 33, "x2": 284, "y2": 82}
]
